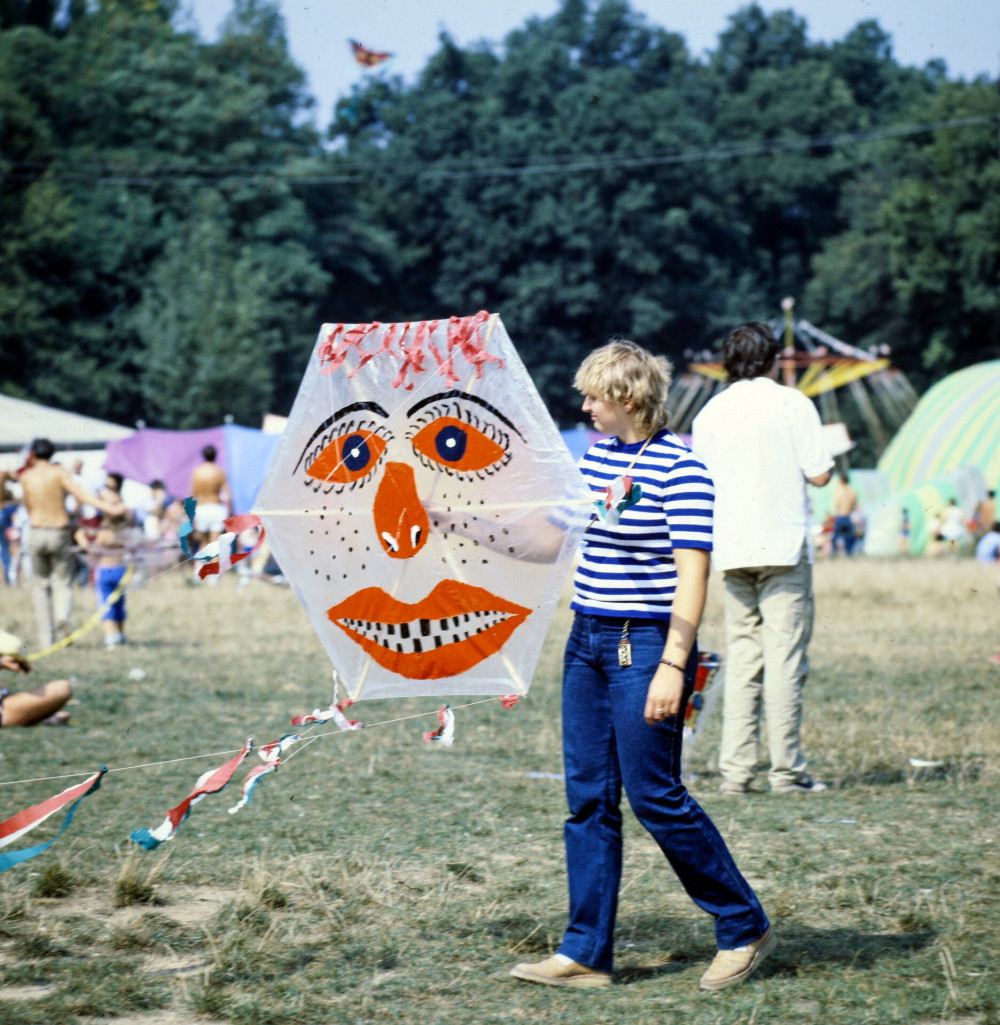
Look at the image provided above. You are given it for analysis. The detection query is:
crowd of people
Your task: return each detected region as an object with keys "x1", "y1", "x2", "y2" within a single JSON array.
[
  {"x1": 2, "y1": 326, "x2": 997, "y2": 994},
  {"x1": 0, "y1": 441, "x2": 246, "y2": 727}
]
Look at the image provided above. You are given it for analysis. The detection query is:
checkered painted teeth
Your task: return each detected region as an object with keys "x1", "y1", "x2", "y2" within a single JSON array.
[{"x1": 337, "y1": 610, "x2": 512, "y2": 654}]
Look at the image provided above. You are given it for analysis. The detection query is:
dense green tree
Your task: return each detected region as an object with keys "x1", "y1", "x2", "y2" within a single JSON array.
[
  {"x1": 805, "y1": 79, "x2": 1000, "y2": 385},
  {"x1": 0, "y1": 0, "x2": 328, "y2": 427},
  {"x1": 2, "y1": 0, "x2": 995, "y2": 434},
  {"x1": 327, "y1": 0, "x2": 957, "y2": 423}
]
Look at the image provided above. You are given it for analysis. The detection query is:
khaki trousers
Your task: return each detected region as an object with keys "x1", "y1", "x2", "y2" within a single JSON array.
[
  {"x1": 719, "y1": 550, "x2": 814, "y2": 790},
  {"x1": 29, "y1": 526, "x2": 76, "y2": 648}
]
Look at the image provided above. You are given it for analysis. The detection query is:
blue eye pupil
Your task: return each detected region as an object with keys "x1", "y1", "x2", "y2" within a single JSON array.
[
  {"x1": 342, "y1": 434, "x2": 371, "y2": 471},
  {"x1": 435, "y1": 425, "x2": 468, "y2": 463}
]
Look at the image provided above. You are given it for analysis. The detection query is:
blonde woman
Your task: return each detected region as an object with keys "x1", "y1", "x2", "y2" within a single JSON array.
[{"x1": 511, "y1": 340, "x2": 773, "y2": 991}]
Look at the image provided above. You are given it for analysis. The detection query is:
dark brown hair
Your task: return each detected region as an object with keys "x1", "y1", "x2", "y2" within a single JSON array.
[{"x1": 722, "y1": 322, "x2": 781, "y2": 382}]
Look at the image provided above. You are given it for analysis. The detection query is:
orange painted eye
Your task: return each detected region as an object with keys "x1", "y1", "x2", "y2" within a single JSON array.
[
  {"x1": 411, "y1": 417, "x2": 505, "y2": 472},
  {"x1": 306, "y1": 430, "x2": 387, "y2": 484}
]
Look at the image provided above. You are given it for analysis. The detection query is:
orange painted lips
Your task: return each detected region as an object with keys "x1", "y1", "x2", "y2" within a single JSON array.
[{"x1": 327, "y1": 580, "x2": 531, "y2": 680}]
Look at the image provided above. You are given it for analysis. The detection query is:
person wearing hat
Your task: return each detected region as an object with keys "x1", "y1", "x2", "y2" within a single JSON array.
[{"x1": 0, "y1": 629, "x2": 72, "y2": 727}]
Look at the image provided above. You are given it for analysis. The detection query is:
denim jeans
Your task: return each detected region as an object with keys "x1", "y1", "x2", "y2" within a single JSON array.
[{"x1": 558, "y1": 613, "x2": 769, "y2": 972}]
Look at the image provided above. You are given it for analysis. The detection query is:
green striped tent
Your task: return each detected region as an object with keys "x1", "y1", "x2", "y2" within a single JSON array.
[{"x1": 878, "y1": 361, "x2": 1000, "y2": 492}]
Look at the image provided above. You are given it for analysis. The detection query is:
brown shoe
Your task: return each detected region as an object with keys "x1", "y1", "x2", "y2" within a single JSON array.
[
  {"x1": 510, "y1": 955, "x2": 611, "y2": 988},
  {"x1": 700, "y1": 927, "x2": 776, "y2": 991}
]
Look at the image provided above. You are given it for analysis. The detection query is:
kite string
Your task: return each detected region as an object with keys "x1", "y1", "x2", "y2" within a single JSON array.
[{"x1": 0, "y1": 695, "x2": 510, "y2": 789}]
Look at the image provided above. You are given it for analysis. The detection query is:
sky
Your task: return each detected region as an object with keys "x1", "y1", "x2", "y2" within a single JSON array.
[{"x1": 180, "y1": 0, "x2": 1000, "y2": 126}]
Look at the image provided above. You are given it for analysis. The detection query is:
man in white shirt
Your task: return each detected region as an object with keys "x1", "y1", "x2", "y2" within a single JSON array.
[{"x1": 692, "y1": 323, "x2": 833, "y2": 795}]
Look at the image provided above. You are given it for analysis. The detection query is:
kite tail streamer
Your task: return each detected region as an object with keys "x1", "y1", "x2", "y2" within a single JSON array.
[
  {"x1": 500, "y1": 694, "x2": 520, "y2": 709},
  {"x1": 228, "y1": 762, "x2": 280, "y2": 815},
  {"x1": 423, "y1": 705, "x2": 455, "y2": 747},
  {"x1": 259, "y1": 734, "x2": 302, "y2": 763},
  {"x1": 196, "y1": 515, "x2": 266, "y2": 579},
  {"x1": 331, "y1": 699, "x2": 362, "y2": 731},
  {"x1": 178, "y1": 497, "x2": 199, "y2": 559},
  {"x1": 289, "y1": 700, "x2": 361, "y2": 731},
  {"x1": 0, "y1": 768, "x2": 107, "y2": 874},
  {"x1": 683, "y1": 652, "x2": 722, "y2": 740},
  {"x1": 130, "y1": 738, "x2": 253, "y2": 849}
]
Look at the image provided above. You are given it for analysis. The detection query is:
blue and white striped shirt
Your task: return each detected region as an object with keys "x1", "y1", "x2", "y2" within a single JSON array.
[{"x1": 572, "y1": 430, "x2": 714, "y2": 619}]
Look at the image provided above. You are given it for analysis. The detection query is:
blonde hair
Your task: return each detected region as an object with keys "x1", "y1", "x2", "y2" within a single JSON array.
[{"x1": 574, "y1": 339, "x2": 672, "y2": 437}]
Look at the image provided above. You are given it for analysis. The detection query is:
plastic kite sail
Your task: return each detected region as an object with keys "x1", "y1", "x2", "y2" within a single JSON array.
[{"x1": 255, "y1": 312, "x2": 590, "y2": 701}]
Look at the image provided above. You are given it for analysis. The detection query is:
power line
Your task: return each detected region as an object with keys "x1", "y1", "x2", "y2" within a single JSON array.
[{"x1": 2, "y1": 114, "x2": 996, "y2": 187}]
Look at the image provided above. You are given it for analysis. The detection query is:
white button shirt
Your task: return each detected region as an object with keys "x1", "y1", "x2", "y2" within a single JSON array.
[{"x1": 692, "y1": 377, "x2": 833, "y2": 572}]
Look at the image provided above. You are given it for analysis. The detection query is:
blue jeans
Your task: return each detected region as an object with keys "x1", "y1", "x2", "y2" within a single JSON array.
[
  {"x1": 96, "y1": 565, "x2": 127, "y2": 623},
  {"x1": 558, "y1": 613, "x2": 769, "y2": 972},
  {"x1": 832, "y1": 515, "x2": 855, "y2": 555}
]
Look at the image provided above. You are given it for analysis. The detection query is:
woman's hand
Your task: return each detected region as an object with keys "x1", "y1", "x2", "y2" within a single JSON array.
[{"x1": 644, "y1": 663, "x2": 685, "y2": 725}]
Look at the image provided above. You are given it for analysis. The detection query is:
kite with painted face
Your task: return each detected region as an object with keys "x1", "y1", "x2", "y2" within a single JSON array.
[{"x1": 255, "y1": 312, "x2": 590, "y2": 701}]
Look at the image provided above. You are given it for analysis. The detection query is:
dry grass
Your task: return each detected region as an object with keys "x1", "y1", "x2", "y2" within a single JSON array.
[{"x1": 0, "y1": 554, "x2": 998, "y2": 1024}]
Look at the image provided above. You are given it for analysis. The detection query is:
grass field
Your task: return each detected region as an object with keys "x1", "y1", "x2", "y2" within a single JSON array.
[{"x1": 1, "y1": 555, "x2": 998, "y2": 1025}]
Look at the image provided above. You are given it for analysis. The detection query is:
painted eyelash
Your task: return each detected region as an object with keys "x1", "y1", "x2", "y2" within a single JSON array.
[
  {"x1": 406, "y1": 402, "x2": 510, "y2": 449},
  {"x1": 300, "y1": 418, "x2": 392, "y2": 494},
  {"x1": 406, "y1": 401, "x2": 512, "y2": 479}
]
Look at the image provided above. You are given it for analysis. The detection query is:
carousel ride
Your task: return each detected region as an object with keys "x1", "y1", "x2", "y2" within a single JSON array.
[{"x1": 671, "y1": 299, "x2": 919, "y2": 463}]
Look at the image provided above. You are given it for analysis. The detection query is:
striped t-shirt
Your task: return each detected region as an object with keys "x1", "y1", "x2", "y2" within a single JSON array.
[{"x1": 572, "y1": 430, "x2": 714, "y2": 619}]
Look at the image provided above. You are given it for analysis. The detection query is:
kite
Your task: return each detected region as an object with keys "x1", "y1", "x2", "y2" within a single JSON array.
[
  {"x1": 350, "y1": 39, "x2": 393, "y2": 68},
  {"x1": 256, "y1": 312, "x2": 590, "y2": 701}
]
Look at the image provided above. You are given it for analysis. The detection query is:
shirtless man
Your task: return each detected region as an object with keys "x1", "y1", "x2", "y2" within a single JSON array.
[
  {"x1": 20, "y1": 438, "x2": 127, "y2": 647},
  {"x1": 189, "y1": 445, "x2": 230, "y2": 551},
  {"x1": 831, "y1": 472, "x2": 859, "y2": 556}
]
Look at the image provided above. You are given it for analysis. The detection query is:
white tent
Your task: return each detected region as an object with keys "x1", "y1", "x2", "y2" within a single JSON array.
[{"x1": 0, "y1": 395, "x2": 133, "y2": 453}]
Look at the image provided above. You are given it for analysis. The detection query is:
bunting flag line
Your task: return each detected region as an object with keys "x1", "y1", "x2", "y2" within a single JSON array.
[
  {"x1": 422, "y1": 705, "x2": 455, "y2": 747},
  {"x1": 130, "y1": 738, "x2": 253, "y2": 850},
  {"x1": 0, "y1": 768, "x2": 107, "y2": 874},
  {"x1": 229, "y1": 762, "x2": 280, "y2": 815}
]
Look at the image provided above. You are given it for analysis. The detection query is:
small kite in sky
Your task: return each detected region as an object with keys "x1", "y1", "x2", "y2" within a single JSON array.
[{"x1": 350, "y1": 40, "x2": 393, "y2": 68}]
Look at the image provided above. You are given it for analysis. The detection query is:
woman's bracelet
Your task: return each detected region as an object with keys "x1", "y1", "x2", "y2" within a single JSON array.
[{"x1": 659, "y1": 659, "x2": 686, "y2": 673}]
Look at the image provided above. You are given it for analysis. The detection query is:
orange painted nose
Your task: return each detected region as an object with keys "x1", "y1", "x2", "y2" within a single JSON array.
[{"x1": 373, "y1": 461, "x2": 430, "y2": 559}]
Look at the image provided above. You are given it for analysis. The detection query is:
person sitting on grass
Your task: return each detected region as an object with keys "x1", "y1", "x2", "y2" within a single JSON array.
[{"x1": 0, "y1": 629, "x2": 72, "y2": 727}]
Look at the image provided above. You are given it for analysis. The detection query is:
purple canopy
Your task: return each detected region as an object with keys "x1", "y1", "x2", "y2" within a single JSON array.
[{"x1": 103, "y1": 425, "x2": 281, "y2": 515}]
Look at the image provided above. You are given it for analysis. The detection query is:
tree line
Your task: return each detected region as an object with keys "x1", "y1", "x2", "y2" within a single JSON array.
[{"x1": 2, "y1": 0, "x2": 997, "y2": 444}]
